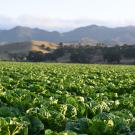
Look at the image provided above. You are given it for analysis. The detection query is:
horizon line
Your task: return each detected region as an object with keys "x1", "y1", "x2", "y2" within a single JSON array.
[{"x1": 1, "y1": 24, "x2": 135, "y2": 33}]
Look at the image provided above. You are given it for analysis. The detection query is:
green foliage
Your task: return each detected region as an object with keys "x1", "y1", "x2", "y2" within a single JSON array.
[{"x1": 0, "y1": 62, "x2": 135, "y2": 134}]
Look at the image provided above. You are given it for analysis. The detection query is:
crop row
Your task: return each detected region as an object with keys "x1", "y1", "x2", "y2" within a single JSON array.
[{"x1": 0, "y1": 62, "x2": 135, "y2": 134}]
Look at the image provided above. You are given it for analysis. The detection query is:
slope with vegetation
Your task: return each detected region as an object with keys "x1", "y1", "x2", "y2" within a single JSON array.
[
  {"x1": 1, "y1": 40, "x2": 135, "y2": 64},
  {"x1": 43, "y1": 44, "x2": 135, "y2": 64},
  {"x1": 0, "y1": 40, "x2": 58, "y2": 61}
]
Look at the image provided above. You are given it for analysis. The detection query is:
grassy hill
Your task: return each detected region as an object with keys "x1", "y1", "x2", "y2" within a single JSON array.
[
  {"x1": 31, "y1": 40, "x2": 58, "y2": 53},
  {"x1": 0, "y1": 40, "x2": 58, "y2": 60}
]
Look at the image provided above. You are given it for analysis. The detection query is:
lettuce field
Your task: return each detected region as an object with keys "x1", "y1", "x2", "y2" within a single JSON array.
[{"x1": 0, "y1": 62, "x2": 135, "y2": 135}]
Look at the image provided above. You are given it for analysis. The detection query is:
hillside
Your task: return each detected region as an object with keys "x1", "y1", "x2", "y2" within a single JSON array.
[
  {"x1": 0, "y1": 26, "x2": 61, "y2": 44},
  {"x1": 0, "y1": 40, "x2": 58, "y2": 60},
  {"x1": 0, "y1": 40, "x2": 135, "y2": 64},
  {"x1": 1, "y1": 25, "x2": 135, "y2": 45}
]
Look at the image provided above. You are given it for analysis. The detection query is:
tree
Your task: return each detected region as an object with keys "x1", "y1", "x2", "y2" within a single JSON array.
[{"x1": 103, "y1": 46, "x2": 121, "y2": 63}]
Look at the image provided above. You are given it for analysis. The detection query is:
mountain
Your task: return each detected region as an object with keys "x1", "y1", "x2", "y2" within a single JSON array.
[
  {"x1": 0, "y1": 26, "x2": 61, "y2": 43},
  {"x1": 62, "y1": 25, "x2": 135, "y2": 45},
  {"x1": 1, "y1": 25, "x2": 135, "y2": 45}
]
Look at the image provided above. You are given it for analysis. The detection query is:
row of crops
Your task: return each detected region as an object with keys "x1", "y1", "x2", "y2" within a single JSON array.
[{"x1": 0, "y1": 62, "x2": 135, "y2": 134}]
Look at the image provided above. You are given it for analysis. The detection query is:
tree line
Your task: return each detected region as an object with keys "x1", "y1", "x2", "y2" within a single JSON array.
[{"x1": 22, "y1": 44, "x2": 135, "y2": 64}]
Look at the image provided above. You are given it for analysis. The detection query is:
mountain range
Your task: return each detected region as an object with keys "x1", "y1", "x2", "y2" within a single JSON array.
[{"x1": 1, "y1": 25, "x2": 135, "y2": 45}]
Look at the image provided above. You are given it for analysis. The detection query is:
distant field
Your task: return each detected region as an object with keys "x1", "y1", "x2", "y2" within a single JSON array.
[{"x1": 0, "y1": 62, "x2": 135, "y2": 134}]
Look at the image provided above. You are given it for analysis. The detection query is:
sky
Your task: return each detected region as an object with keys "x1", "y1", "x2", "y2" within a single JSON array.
[{"x1": 0, "y1": 0, "x2": 135, "y2": 31}]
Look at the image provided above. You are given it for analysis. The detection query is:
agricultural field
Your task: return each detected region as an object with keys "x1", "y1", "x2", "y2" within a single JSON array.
[{"x1": 0, "y1": 62, "x2": 135, "y2": 135}]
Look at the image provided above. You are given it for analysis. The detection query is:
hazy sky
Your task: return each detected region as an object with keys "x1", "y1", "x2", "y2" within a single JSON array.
[{"x1": 0, "y1": 0, "x2": 135, "y2": 31}]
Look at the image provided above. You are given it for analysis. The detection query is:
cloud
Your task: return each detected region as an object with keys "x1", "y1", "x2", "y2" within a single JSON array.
[
  {"x1": 1, "y1": 15, "x2": 135, "y2": 32},
  {"x1": 0, "y1": 15, "x2": 110, "y2": 31},
  {"x1": 0, "y1": 15, "x2": 82, "y2": 31},
  {"x1": 0, "y1": 15, "x2": 17, "y2": 29},
  {"x1": 16, "y1": 16, "x2": 77, "y2": 31}
]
